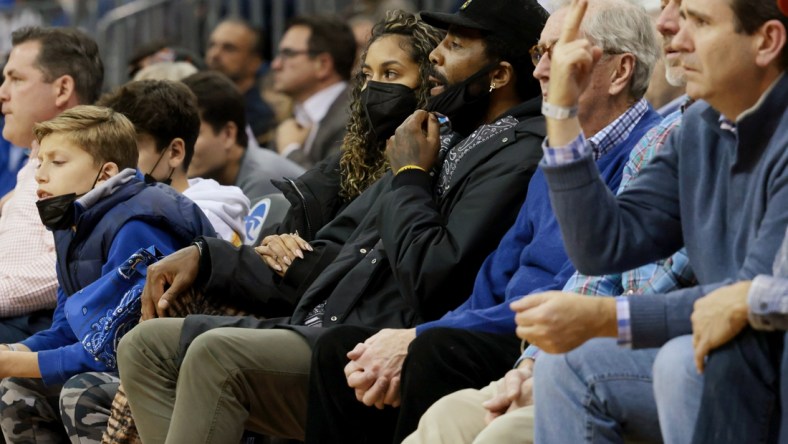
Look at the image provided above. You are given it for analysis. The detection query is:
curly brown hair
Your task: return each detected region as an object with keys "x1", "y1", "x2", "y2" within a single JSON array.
[{"x1": 339, "y1": 10, "x2": 443, "y2": 200}]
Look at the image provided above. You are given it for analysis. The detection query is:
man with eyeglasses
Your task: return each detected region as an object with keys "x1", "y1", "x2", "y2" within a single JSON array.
[
  {"x1": 270, "y1": 16, "x2": 355, "y2": 168},
  {"x1": 511, "y1": 0, "x2": 788, "y2": 441},
  {"x1": 303, "y1": 0, "x2": 662, "y2": 442}
]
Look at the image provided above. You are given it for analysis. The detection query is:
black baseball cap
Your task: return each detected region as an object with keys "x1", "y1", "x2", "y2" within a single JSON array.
[{"x1": 420, "y1": 0, "x2": 549, "y2": 52}]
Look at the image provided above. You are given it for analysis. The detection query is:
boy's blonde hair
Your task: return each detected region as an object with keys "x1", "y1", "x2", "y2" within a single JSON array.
[{"x1": 33, "y1": 105, "x2": 139, "y2": 171}]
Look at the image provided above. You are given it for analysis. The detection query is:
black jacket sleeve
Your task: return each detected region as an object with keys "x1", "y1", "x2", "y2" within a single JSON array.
[
  {"x1": 265, "y1": 152, "x2": 346, "y2": 241},
  {"x1": 377, "y1": 135, "x2": 543, "y2": 321},
  {"x1": 198, "y1": 237, "x2": 296, "y2": 317}
]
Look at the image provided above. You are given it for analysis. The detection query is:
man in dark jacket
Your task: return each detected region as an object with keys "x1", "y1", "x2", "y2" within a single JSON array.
[
  {"x1": 306, "y1": 1, "x2": 662, "y2": 442},
  {"x1": 115, "y1": 0, "x2": 549, "y2": 442}
]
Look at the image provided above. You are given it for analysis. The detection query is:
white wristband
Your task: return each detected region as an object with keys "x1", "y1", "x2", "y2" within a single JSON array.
[{"x1": 542, "y1": 101, "x2": 579, "y2": 120}]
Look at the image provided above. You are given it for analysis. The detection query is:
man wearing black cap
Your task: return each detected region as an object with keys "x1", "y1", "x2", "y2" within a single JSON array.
[
  {"x1": 115, "y1": 1, "x2": 550, "y2": 442},
  {"x1": 303, "y1": 0, "x2": 664, "y2": 442}
]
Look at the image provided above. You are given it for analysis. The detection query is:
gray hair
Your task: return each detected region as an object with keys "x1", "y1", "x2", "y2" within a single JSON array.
[{"x1": 553, "y1": 0, "x2": 660, "y2": 99}]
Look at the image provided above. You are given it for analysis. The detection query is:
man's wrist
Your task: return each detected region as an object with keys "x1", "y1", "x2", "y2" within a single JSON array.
[
  {"x1": 542, "y1": 101, "x2": 579, "y2": 120},
  {"x1": 596, "y1": 297, "x2": 620, "y2": 338},
  {"x1": 395, "y1": 164, "x2": 427, "y2": 176},
  {"x1": 192, "y1": 237, "x2": 212, "y2": 289},
  {"x1": 732, "y1": 281, "x2": 751, "y2": 322}
]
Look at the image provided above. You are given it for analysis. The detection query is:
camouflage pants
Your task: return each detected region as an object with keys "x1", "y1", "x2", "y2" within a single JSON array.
[{"x1": 0, "y1": 372, "x2": 120, "y2": 444}]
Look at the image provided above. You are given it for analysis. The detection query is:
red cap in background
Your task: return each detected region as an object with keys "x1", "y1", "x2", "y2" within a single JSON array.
[{"x1": 780, "y1": 0, "x2": 788, "y2": 17}]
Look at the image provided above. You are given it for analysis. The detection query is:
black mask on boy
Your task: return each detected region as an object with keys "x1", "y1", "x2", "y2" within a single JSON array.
[
  {"x1": 36, "y1": 168, "x2": 103, "y2": 231},
  {"x1": 143, "y1": 145, "x2": 174, "y2": 186},
  {"x1": 425, "y1": 63, "x2": 498, "y2": 136},
  {"x1": 361, "y1": 81, "x2": 419, "y2": 141}
]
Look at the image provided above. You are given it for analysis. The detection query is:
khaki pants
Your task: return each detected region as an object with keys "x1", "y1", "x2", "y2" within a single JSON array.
[
  {"x1": 402, "y1": 381, "x2": 535, "y2": 444},
  {"x1": 117, "y1": 318, "x2": 311, "y2": 444}
]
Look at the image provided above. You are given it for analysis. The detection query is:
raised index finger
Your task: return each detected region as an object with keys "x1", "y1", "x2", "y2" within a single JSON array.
[{"x1": 559, "y1": 0, "x2": 589, "y2": 43}]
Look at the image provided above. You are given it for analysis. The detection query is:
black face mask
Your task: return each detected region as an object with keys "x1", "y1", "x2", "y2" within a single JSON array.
[
  {"x1": 425, "y1": 63, "x2": 498, "y2": 136},
  {"x1": 143, "y1": 146, "x2": 174, "y2": 186},
  {"x1": 361, "y1": 81, "x2": 419, "y2": 141},
  {"x1": 36, "y1": 168, "x2": 102, "y2": 231},
  {"x1": 36, "y1": 193, "x2": 78, "y2": 231}
]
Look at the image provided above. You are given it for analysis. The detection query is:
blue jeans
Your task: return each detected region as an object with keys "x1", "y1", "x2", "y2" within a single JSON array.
[
  {"x1": 652, "y1": 335, "x2": 703, "y2": 444},
  {"x1": 533, "y1": 338, "x2": 670, "y2": 443},
  {"x1": 691, "y1": 329, "x2": 784, "y2": 444}
]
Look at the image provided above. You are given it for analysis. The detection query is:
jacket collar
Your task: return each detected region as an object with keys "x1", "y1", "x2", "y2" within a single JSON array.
[{"x1": 440, "y1": 96, "x2": 545, "y2": 198}]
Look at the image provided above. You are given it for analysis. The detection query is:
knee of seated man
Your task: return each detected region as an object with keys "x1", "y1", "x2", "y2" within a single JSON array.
[
  {"x1": 117, "y1": 319, "x2": 160, "y2": 369},
  {"x1": 406, "y1": 327, "x2": 465, "y2": 363},
  {"x1": 183, "y1": 329, "x2": 232, "y2": 365},
  {"x1": 653, "y1": 335, "x2": 695, "y2": 389}
]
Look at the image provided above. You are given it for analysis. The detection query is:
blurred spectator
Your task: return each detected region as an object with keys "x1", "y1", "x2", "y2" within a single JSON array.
[
  {"x1": 348, "y1": 13, "x2": 375, "y2": 66},
  {"x1": 0, "y1": 0, "x2": 42, "y2": 59},
  {"x1": 182, "y1": 71, "x2": 303, "y2": 203},
  {"x1": 259, "y1": 71, "x2": 292, "y2": 127},
  {"x1": 132, "y1": 61, "x2": 198, "y2": 81},
  {"x1": 271, "y1": 15, "x2": 355, "y2": 168},
  {"x1": 641, "y1": 0, "x2": 685, "y2": 115},
  {"x1": 0, "y1": 117, "x2": 27, "y2": 198},
  {"x1": 127, "y1": 41, "x2": 206, "y2": 79},
  {"x1": 206, "y1": 18, "x2": 276, "y2": 146}
]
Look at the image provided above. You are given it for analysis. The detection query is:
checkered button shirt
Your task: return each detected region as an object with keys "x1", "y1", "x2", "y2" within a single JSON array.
[{"x1": 0, "y1": 157, "x2": 58, "y2": 316}]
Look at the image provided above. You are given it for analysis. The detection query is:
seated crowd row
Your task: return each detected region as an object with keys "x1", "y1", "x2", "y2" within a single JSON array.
[{"x1": 0, "y1": 0, "x2": 785, "y2": 443}]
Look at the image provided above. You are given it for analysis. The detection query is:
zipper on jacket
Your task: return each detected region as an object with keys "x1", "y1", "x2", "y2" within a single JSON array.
[{"x1": 286, "y1": 177, "x2": 314, "y2": 240}]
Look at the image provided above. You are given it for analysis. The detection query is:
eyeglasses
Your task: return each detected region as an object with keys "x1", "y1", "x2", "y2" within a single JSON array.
[
  {"x1": 529, "y1": 41, "x2": 626, "y2": 67},
  {"x1": 529, "y1": 41, "x2": 557, "y2": 67},
  {"x1": 276, "y1": 48, "x2": 315, "y2": 59}
]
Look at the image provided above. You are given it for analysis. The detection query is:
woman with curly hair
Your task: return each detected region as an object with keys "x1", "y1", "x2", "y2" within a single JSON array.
[
  {"x1": 339, "y1": 9, "x2": 440, "y2": 201},
  {"x1": 262, "y1": 9, "x2": 443, "y2": 244}
]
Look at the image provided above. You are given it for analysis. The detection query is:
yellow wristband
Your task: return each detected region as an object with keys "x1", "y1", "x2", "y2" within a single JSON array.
[{"x1": 396, "y1": 165, "x2": 427, "y2": 175}]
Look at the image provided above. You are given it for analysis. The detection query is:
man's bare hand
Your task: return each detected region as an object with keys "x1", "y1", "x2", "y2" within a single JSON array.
[
  {"x1": 547, "y1": 0, "x2": 602, "y2": 107},
  {"x1": 691, "y1": 281, "x2": 751, "y2": 373},
  {"x1": 255, "y1": 233, "x2": 312, "y2": 277},
  {"x1": 344, "y1": 328, "x2": 416, "y2": 409},
  {"x1": 140, "y1": 245, "x2": 201, "y2": 320},
  {"x1": 482, "y1": 359, "x2": 535, "y2": 424},
  {"x1": 276, "y1": 118, "x2": 311, "y2": 154},
  {"x1": 511, "y1": 292, "x2": 617, "y2": 354},
  {"x1": 385, "y1": 110, "x2": 440, "y2": 172}
]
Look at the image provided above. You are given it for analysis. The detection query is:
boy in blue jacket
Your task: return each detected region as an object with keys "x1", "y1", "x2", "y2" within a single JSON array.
[{"x1": 0, "y1": 105, "x2": 215, "y2": 443}]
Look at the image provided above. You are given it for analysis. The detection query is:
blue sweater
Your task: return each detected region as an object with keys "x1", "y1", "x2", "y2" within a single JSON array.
[
  {"x1": 543, "y1": 74, "x2": 788, "y2": 348},
  {"x1": 417, "y1": 108, "x2": 661, "y2": 335},
  {"x1": 22, "y1": 171, "x2": 215, "y2": 385}
]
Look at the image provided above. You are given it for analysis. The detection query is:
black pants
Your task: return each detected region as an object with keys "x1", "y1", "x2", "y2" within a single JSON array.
[
  {"x1": 305, "y1": 325, "x2": 521, "y2": 444},
  {"x1": 692, "y1": 329, "x2": 784, "y2": 444}
]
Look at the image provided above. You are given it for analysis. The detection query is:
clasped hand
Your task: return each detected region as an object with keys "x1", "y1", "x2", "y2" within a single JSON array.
[
  {"x1": 482, "y1": 359, "x2": 535, "y2": 424},
  {"x1": 255, "y1": 233, "x2": 312, "y2": 277},
  {"x1": 343, "y1": 328, "x2": 416, "y2": 409}
]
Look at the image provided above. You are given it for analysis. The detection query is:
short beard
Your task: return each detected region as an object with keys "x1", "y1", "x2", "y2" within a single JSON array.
[{"x1": 665, "y1": 64, "x2": 686, "y2": 88}]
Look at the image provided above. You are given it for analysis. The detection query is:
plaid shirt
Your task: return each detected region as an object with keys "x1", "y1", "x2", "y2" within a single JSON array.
[
  {"x1": 564, "y1": 111, "x2": 694, "y2": 298},
  {"x1": 541, "y1": 99, "x2": 649, "y2": 166},
  {"x1": 520, "y1": 110, "x2": 694, "y2": 361},
  {"x1": 0, "y1": 157, "x2": 58, "y2": 316},
  {"x1": 748, "y1": 227, "x2": 788, "y2": 331}
]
